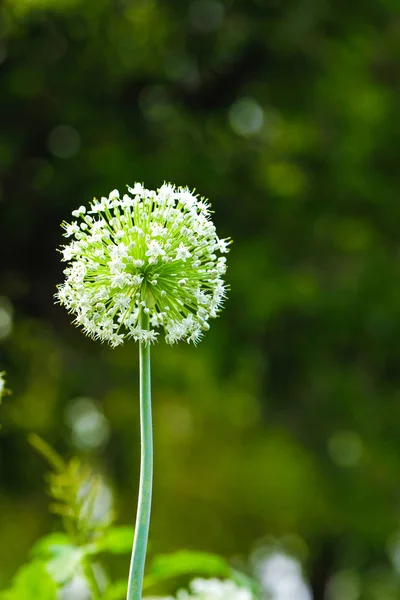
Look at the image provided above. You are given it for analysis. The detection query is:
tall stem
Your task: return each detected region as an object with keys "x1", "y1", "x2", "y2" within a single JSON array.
[{"x1": 127, "y1": 311, "x2": 153, "y2": 600}]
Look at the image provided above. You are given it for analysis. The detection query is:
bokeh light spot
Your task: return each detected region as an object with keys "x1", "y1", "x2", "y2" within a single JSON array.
[
  {"x1": 0, "y1": 297, "x2": 13, "y2": 340},
  {"x1": 229, "y1": 98, "x2": 264, "y2": 137},
  {"x1": 139, "y1": 85, "x2": 174, "y2": 121},
  {"x1": 66, "y1": 397, "x2": 110, "y2": 451},
  {"x1": 188, "y1": 0, "x2": 224, "y2": 33},
  {"x1": 328, "y1": 431, "x2": 363, "y2": 467},
  {"x1": 387, "y1": 531, "x2": 400, "y2": 574},
  {"x1": 326, "y1": 569, "x2": 361, "y2": 600},
  {"x1": 258, "y1": 552, "x2": 312, "y2": 600},
  {"x1": 48, "y1": 125, "x2": 81, "y2": 159},
  {"x1": 266, "y1": 161, "x2": 307, "y2": 197}
]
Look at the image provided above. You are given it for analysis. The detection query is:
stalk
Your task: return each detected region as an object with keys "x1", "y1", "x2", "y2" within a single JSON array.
[
  {"x1": 82, "y1": 559, "x2": 101, "y2": 600},
  {"x1": 127, "y1": 311, "x2": 153, "y2": 600}
]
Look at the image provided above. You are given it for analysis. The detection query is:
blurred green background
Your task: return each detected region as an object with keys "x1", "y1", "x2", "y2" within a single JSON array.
[{"x1": 1, "y1": 0, "x2": 400, "y2": 598}]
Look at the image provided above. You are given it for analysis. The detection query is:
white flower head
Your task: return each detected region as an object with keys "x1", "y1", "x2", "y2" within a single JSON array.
[
  {"x1": 56, "y1": 183, "x2": 231, "y2": 346},
  {"x1": 0, "y1": 371, "x2": 8, "y2": 401},
  {"x1": 186, "y1": 578, "x2": 254, "y2": 600},
  {"x1": 145, "y1": 578, "x2": 254, "y2": 600}
]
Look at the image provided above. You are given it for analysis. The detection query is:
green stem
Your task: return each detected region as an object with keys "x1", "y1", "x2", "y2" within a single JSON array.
[
  {"x1": 83, "y1": 559, "x2": 101, "y2": 600},
  {"x1": 127, "y1": 311, "x2": 153, "y2": 600}
]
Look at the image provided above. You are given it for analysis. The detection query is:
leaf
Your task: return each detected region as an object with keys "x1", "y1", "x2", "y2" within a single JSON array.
[
  {"x1": 95, "y1": 525, "x2": 134, "y2": 555},
  {"x1": 31, "y1": 532, "x2": 71, "y2": 558},
  {"x1": 104, "y1": 579, "x2": 128, "y2": 600},
  {"x1": 31, "y1": 435, "x2": 114, "y2": 543},
  {"x1": 144, "y1": 550, "x2": 230, "y2": 589},
  {"x1": 28, "y1": 434, "x2": 65, "y2": 473},
  {"x1": 229, "y1": 567, "x2": 261, "y2": 597},
  {"x1": 46, "y1": 545, "x2": 85, "y2": 584},
  {"x1": 1, "y1": 561, "x2": 58, "y2": 600},
  {"x1": 31, "y1": 534, "x2": 90, "y2": 584}
]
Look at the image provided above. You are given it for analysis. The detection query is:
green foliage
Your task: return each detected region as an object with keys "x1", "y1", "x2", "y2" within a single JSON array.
[
  {"x1": 28, "y1": 525, "x2": 137, "y2": 595},
  {"x1": 0, "y1": 438, "x2": 256, "y2": 598},
  {"x1": 29, "y1": 433, "x2": 114, "y2": 543},
  {"x1": 96, "y1": 526, "x2": 135, "y2": 555},
  {"x1": 26, "y1": 435, "x2": 137, "y2": 595},
  {"x1": 143, "y1": 551, "x2": 262, "y2": 598},
  {"x1": 144, "y1": 550, "x2": 230, "y2": 589},
  {"x1": 104, "y1": 579, "x2": 129, "y2": 600},
  {"x1": 0, "y1": 562, "x2": 57, "y2": 600},
  {"x1": 148, "y1": 550, "x2": 230, "y2": 580}
]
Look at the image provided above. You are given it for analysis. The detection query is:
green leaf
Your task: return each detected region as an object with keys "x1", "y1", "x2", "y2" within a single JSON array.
[
  {"x1": 104, "y1": 579, "x2": 128, "y2": 600},
  {"x1": 28, "y1": 434, "x2": 65, "y2": 473},
  {"x1": 30, "y1": 533, "x2": 96, "y2": 584},
  {"x1": 1, "y1": 561, "x2": 58, "y2": 600},
  {"x1": 31, "y1": 532, "x2": 71, "y2": 558},
  {"x1": 229, "y1": 567, "x2": 261, "y2": 597},
  {"x1": 46, "y1": 545, "x2": 85, "y2": 583},
  {"x1": 144, "y1": 550, "x2": 230, "y2": 589},
  {"x1": 95, "y1": 525, "x2": 134, "y2": 555}
]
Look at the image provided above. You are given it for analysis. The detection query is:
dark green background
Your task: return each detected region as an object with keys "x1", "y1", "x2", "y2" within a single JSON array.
[{"x1": 1, "y1": 0, "x2": 400, "y2": 598}]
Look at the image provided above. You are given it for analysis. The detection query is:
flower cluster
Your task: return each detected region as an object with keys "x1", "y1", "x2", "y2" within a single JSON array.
[
  {"x1": 146, "y1": 578, "x2": 254, "y2": 600},
  {"x1": 56, "y1": 183, "x2": 230, "y2": 346},
  {"x1": 0, "y1": 371, "x2": 6, "y2": 401}
]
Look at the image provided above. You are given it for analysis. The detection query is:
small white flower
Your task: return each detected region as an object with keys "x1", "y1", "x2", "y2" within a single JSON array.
[
  {"x1": 56, "y1": 183, "x2": 231, "y2": 346},
  {"x1": 217, "y1": 238, "x2": 230, "y2": 254},
  {"x1": 64, "y1": 222, "x2": 80, "y2": 238},
  {"x1": 146, "y1": 240, "x2": 166, "y2": 260},
  {"x1": 141, "y1": 330, "x2": 159, "y2": 344},
  {"x1": 128, "y1": 182, "x2": 145, "y2": 195},
  {"x1": 0, "y1": 372, "x2": 8, "y2": 401},
  {"x1": 110, "y1": 243, "x2": 129, "y2": 260},
  {"x1": 109, "y1": 189, "x2": 120, "y2": 200},
  {"x1": 189, "y1": 578, "x2": 254, "y2": 599},
  {"x1": 111, "y1": 272, "x2": 130, "y2": 288},
  {"x1": 148, "y1": 578, "x2": 254, "y2": 600},
  {"x1": 176, "y1": 243, "x2": 191, "y2": 262},
  {"x1": 72, "y1": 206, "x2": 86, "y2": 218},
  {"x1": 62, "y1": 247, "x2": 74, "y2": 261},
  {"x1": 151, "y1": 223, "x2": 167, "y2": 237},
  {"x1": 132, "y1": 275, "x2": 144, "y2": 286}
]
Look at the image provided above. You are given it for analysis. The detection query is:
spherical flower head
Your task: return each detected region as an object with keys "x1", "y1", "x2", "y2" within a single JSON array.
[{"x1": 56, "y1": 183, "x2": 231, "y2": 347}]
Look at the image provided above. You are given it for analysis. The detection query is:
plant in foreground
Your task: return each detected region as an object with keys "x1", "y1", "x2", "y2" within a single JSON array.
[
  {"x1": 1, "y1": 436, "x2": 259, "y2": 599},
  {"x1": 56, "y1": 183, "x2": 231, "y2": 600},
  {"x1": 0, "y1": 435, "x2": 135, "y2": 600},
  {"x1": 0, "y1": 371, "x2": 10, "y2": 427},
  {"x1": 0, "y1": 371, "x2": 9, "y2": 402},
  {"x1": 0, "y1": 371, "x2": 6, "y2": 399},
  {"x1": 148, "y1": 577, "x2": 255, "y2": 599}
]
